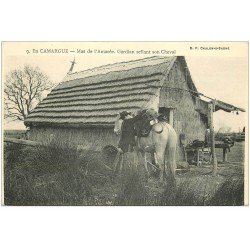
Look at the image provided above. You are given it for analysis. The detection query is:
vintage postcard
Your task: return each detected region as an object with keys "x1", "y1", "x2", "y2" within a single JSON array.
[{"x1": 1, "y1": 42, "x2": 248, "y2": 206}]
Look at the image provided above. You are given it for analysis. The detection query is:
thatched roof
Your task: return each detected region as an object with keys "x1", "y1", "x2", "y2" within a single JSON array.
[{"x1": 25, "y1": 56, "x2": 197, "y2": 128}]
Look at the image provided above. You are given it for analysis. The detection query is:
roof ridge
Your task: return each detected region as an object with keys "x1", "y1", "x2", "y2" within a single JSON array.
[
  {"x1": 62, "y1": 56, "x2": 176, "y2": 82},
  {"x1": 68, "y1": 56, "x2": 172, "y2": 76}
]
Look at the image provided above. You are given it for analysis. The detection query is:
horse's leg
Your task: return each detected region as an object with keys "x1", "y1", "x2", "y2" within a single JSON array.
[
  {"x1": 151, "y1": 152, "x2": 156, "y2": 166},
  {"x1": 165, "y1": 132, "x2": 177, "y2": 187},
  {"x1": 154, "y1": 152, "x2": 159, "y2": 166},
  {"x1": 119, "y1": 153, "x2": 124, "y2": 173},
  {"x1": 167, "y1": 146, "x2": 177, "y2": 179},
  {"x1": 113, "y1": 150, "x2": 121, "y2": 174},
  {"x1": 150, "y1": 152, "x2": 159, "y2": 176},
  {"x1": 142, "y1": 151, "x2": 150, "y2": 177},
  {"x1": 133, "y1": 149, "x2": 139, "y2": 172},
  {"x1": 155, "y1": 148, "x2": 166, "y2": 183}
]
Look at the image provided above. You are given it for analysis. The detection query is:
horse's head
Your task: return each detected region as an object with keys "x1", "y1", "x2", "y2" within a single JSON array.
[
  {"x1": 113, "y1": 111, "x2": 133, "y2": 135},
  {"x1": 114, "y1": 114, "x2": 123, "y2": 135}
]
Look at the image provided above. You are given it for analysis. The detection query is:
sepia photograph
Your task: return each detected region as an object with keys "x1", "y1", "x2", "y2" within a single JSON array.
[{"x1": 2, "y1": 42, "x2": 248, "y2": 206}]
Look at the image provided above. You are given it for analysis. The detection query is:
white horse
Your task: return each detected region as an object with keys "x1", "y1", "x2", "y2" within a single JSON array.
[{"x1": 114, "y1": 111, "x2": 177, "y2": 183}]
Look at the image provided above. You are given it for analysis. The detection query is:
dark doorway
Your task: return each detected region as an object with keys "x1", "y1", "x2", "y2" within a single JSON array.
[{"x1": 158, "y1": 107, "x2": 174, "y2": 126}]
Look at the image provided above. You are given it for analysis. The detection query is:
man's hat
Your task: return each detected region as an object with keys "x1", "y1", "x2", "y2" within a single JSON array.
[{"x1": 120, "y1": 111, "x2": 131, "y2": 120}]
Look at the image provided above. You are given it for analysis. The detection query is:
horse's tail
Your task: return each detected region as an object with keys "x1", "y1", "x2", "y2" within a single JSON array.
[{"x1": 165, "y1": 125, "x2": 177, "y2": 178}]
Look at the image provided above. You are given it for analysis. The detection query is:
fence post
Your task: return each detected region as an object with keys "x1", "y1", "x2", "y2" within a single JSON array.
[{"x1": 208, "y1": 101, "x2": 218, "y2": 176}]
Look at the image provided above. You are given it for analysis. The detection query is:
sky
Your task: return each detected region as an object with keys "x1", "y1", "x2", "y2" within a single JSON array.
[{"x1": 2, "y1": 43, "x2": 248, "y2": 132}]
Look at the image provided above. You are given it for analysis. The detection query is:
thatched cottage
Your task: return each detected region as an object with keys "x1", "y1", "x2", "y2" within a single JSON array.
[{"x1": 25, "y1": 56, "x2": 211, "y2": 160}]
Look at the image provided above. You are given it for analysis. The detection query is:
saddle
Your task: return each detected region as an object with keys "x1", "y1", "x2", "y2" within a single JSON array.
[
  {"x1": 118, "y1": 109, "x2": 164, "y2": 152},
  {"x1": 134, "y1": 109, "x2": 163, "y2": 137}
]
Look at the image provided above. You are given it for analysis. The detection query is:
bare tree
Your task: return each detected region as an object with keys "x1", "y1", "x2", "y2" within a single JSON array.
[{"x1": 4, "y1": 65, "x2": 54, "y2": 121}]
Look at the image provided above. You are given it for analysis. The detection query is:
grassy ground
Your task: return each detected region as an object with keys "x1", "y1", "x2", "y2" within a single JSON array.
[
  {"x1": 216, "y1": 141, "x2": 245, "y2": 163},
  {"x1": 3, "y1": 141, "x2": 245, "y2": 206}
]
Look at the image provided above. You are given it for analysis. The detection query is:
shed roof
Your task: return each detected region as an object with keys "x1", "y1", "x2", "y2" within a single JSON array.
[
  {"x1": 25, "y1": 56, "x2": 197, "y2": 128},
  {"x1": 214, "y1": 100, "x2": 245, "y2": 113}
]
